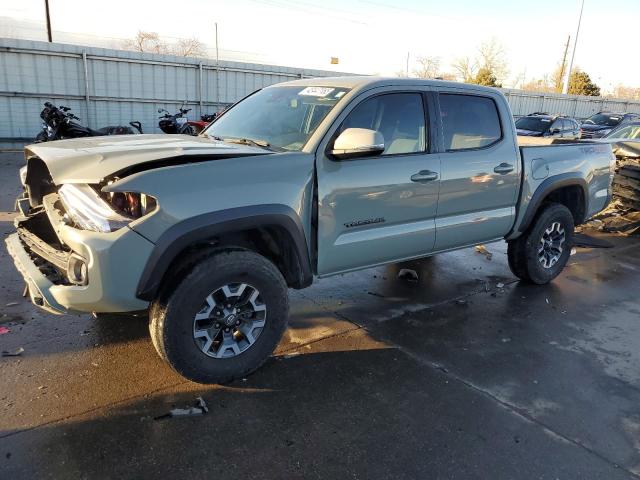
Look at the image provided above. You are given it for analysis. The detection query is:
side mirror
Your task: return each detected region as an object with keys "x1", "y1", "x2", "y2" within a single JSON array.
[{"x1": 330, "y1": 128, "x2": 385, "y2": 159}]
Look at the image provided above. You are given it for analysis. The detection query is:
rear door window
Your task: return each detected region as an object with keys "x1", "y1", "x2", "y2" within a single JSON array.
[{"x1": 439, "y1": 94, "x2": 502, "y2": 150}]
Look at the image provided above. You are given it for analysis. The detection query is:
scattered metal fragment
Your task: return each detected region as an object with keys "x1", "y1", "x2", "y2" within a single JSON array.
[
  {"x1": 475, "y1": 245, "x2": 493, "y2": 260},
  {"x1": 367, "y1": 291, "x2": 385, "y2": 298},
  {"x1": 5, "y1": 302, "x2": 18, "y2": 307},
  {"x1": 1, "y1": 347, "x2": 24, "y2": 357},
  {"x1": 397, "y1": 268, "x2": 418, "y2": 282},
  {"x1": 496, "y1": 282, "x2": 505, "y2": 288},
  {"x1": 155, "y1": 396, "x2": 209, "y2": 420}
]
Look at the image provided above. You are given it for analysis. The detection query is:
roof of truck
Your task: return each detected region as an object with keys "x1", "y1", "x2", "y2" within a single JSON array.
[{"x1": 276, "y1": 75, "x2": 501, "y2": 95}]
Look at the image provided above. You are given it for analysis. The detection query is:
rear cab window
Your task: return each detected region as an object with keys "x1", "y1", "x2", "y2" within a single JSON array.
[{"x1": 439, "y1": 94, "x2": 502, "y2": 151}]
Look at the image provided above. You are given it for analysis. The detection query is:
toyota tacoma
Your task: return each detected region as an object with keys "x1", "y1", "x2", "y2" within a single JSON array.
[{"x1": 6, "y1": 77, "x2": 615, "y2": 383}]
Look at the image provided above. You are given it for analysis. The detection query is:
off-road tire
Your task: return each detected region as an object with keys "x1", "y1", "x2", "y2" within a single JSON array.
[
  {"x1": 507, "y1": 203, "x2": 574, "y2": 285},
  {"x1": 149, "y1": 250, "x2": 289, "y2": 384}
]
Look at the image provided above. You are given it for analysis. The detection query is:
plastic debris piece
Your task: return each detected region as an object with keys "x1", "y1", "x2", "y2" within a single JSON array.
[
  {"x1": 196, "y1": 396, "x2": 209, "y2": 413},
  {"x1": 1, "y1": 347, "x2": 24, "y2": 357},
  {"x1": 155, "y1": 397, "x2": 209, "y2": 420},
  {"x1": 5, "y1": 302, "x2": 18, "y2": 307},
  {"x1": 497, "y1": 282, "x2": 505, "y2": 288},
  {"x1": 475, "y1": 245, "x2": 493, "y2": 260},
  {"x1": 397, "y1": 268, "x2": 419, "y2": 282},
  {"x1": 0, "y1": 326, "x2": 9, "y2": 335}
]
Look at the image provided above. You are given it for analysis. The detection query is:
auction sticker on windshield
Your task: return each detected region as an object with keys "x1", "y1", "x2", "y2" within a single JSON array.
[{"x1": 299, "y1": 87, "x2": 335, "y2": 97}]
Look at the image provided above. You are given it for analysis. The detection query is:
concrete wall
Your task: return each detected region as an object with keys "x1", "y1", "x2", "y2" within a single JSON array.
[{"x1": 2, "y1": 37, "x2": 640, "y2": 141}]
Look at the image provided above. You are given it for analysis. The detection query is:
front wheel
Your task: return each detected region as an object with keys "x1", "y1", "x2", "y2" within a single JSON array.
[
  {"x1": 507, "y1": 203, "x2": 574, "y2": 285},
  {"x1": 149, "y1": 250, "x2": 289, "y2": 384}
]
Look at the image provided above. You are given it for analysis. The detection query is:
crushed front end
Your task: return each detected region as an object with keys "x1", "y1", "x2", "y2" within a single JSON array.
[{"x1": 6, "y1": 155, "x2": 155, "y2": 314}]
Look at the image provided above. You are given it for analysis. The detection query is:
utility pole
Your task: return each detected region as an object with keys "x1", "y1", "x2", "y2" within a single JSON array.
[
  {"x1": 405, "y1": 52, "x2": 409, "y2": 77},
  {"x1": 558, "y1": 34, "x2": 570, "y2": 92},
  {"x1": 562, "y1": 0, "x2": 585, "y2": 94},
  {"x1": 44, "y1": 0, "x2": 52, "y2": 42}
]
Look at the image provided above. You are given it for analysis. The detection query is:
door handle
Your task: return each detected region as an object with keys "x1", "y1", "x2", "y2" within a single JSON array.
[
  {"x1": 493, "y1": 163, "x2": 514, "y2": 174},
  {"x1": 411, "y1": 170, "x2": 439, "y2": 182}
]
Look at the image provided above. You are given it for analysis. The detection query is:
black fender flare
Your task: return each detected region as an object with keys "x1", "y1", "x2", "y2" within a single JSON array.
[
  {"x1": 136, "y1": 204, "x2": 313, "y2": 301},
  {"x1": 518, "y1": 173, "x2": 589, "y2": 233}
]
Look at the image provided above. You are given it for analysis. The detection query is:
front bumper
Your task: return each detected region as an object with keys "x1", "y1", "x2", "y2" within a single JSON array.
[{"x1": 5, "y1": 199, "x2": 155, "y2": 314}]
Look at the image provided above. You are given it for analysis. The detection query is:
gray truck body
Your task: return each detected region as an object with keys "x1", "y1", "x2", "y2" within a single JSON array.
[{"x1": 6, "y1": 77, "x2": 614, "y2": 315}]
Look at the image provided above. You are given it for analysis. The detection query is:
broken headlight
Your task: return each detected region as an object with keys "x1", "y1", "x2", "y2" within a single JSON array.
[{"x1": 58, "y1": 184, "x2": 156, "y2": 233}]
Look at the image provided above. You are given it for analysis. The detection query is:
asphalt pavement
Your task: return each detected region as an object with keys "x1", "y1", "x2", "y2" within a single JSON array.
[{"x1": 1, "y1": 151, "x2": 639, "y2": 479}]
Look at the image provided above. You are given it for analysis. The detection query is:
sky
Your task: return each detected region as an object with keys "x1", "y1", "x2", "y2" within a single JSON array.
[{"x1": 1, "y1": 0, "x2": 638, "y2": 92}]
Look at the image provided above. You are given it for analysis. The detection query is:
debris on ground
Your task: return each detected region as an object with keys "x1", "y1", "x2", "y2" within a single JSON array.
[
  {"x1": 155, "y1": 397, "x2": 209, "y2": 420},
  {"x1": 455, "y1": 299, "x2": 467, "y2": 306},
  {"x1": 5, "y1": 302, "x2": 18, "y2": 307},
  {"x1": 475, "y1": 245, "x2": 492, "y2": 260},
  {"x1": 367, "y1": 291, "x2": 385, "y2": 298},
  {"x1": 0, "y1": 326, "x2": 9, "y2": 335},
  {"x1": 578, "y1": 198, "x2": 640, "y2": 235},
  {"x1": 397, "y1": 268, "x2": 419, "y2": 282},
  {"x1": 496, "y1": 282, "x2": 505, "y2": 289},
  {"x1": 1, "y1": 347, "x2": 24, "y2": 357},
  {"x1": 283, "y1": 353, "x2": 300, "y2": 359}
]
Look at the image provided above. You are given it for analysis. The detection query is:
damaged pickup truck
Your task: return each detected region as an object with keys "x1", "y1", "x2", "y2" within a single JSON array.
[{"x1": 6, "y1": 77, "x2": 615, "y2": 383}]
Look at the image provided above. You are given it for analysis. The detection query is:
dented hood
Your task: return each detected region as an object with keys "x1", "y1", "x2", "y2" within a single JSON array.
[{"x1": 25, "y1": 134, "x2": 268, "y2": 184}]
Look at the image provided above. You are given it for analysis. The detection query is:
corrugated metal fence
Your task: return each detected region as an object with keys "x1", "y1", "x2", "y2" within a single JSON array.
[
  {"x1": 0, "y1": 38, "x2": 349, "y2": 140},
  {"x1": 2, "y1": 38, "x2": 640, "y2": 141}
]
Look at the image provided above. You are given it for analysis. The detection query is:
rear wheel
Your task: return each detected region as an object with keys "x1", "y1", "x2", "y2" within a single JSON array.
[
  {"x1": 507, "y1": 203, "x2": 574, "y2": 284},
  {"x1": 149, "y1": 250, "x2": 289, "y2": 384}
]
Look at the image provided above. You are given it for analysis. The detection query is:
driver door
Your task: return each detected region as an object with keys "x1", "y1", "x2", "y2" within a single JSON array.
[{"x1": 315, "y1": 89, "x2": 440, "y2": 276}]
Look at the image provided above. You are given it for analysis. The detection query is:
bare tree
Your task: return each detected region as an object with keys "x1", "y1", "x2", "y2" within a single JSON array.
[
  {"x1": 451, "y1": 56, "x2": 477, "y2": 83},
  {"x1": 612, "y1": 85, "x2": 640, "y2": 101},
  {"x1": 413, "y1": 56, "x2": 441, "y2": 79},
  {"x1": 477, "y1": 37, "x2": 508, "y2": 83},
  {"x1": 123, "y1": 31, "x2": 205, "y2": 58},
  {"x1": 123, "y1": 31, "x2": 169, "y2": 54},
  {"x1": 172, "y1": 38, "x2": 205, "y2": 58}
]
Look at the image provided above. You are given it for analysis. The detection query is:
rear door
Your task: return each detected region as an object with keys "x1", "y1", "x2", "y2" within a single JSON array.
[
  {"x1": 433, "y1": 90, "x2": 520, "y2": 250},
  {"x1": 315, "y1": 88, "x2": 440, "y2": 275}
]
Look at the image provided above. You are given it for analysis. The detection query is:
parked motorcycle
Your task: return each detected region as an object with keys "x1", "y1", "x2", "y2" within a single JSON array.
[
  {"x1": 35, "y1": 102, "x2": 142, "y2": 142},
  {"x1": 157, "y1": 105, "x2": 196, "y2": 135}
]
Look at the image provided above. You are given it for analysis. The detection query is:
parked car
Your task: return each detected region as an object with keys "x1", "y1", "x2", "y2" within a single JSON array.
[
  {"x1": 6, "y1": 77, "x2": 615, "y2": 384},
  {"x1": 515, "y1": 112, "x2": 581, "y2": 139},
  {"x1": 602, "y1": 121, "x2": 640, "y2": 159},
  {"x1": 580, "y1": 112, "x2": 640, "y2": 139}
]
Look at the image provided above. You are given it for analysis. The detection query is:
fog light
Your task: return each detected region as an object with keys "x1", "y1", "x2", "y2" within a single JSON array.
[{"x1": 67, "y1": 254, "x2": 88, "y2": 285}]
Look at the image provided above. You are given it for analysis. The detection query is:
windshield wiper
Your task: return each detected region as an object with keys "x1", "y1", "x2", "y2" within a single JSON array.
[{"x1": 222, "y1": 137, "x2": 273, "y2": 150}]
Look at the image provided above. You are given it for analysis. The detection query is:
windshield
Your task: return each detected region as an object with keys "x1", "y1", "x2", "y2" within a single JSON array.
[
  {"x1": 204, "y1": 86, "x2": 350, "y2": 151},
  {"x1": 583, "y1": 113, "x2": 622, "y2": 127},
  {"x1": 515, "y1": 116, "x2": 552, "y2": 133},
  {"x1": 605, "y1": 124, "x2": 640, "y2": 139}
]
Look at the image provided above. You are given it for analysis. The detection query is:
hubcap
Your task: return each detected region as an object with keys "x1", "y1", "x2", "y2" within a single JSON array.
[
  {"x1": 193, "y1": 283, "x2": 266, "y2": 358},
  {"x1": 538, "y1": 221, "x2": 565, "y2": 269}
]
